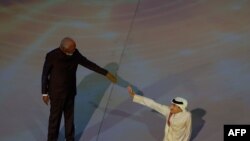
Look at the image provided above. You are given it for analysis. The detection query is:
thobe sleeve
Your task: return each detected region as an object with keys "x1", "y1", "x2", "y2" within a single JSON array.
[
  {"x1": 41, "y1": 53, "x2": 53, "y2": 94},
  {"x1": 75, "y1": 49, "x2": 108, "y2": 76},
  {"x1": 133, "y1": 95, "x2": 169, "y2": 116},
  {"x1": 183, "y1": 113, "x2": 192, "y2": 141}
]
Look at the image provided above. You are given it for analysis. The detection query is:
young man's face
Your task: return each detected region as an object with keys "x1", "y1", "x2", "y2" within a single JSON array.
[{"x1": 170, "y1": 104, "x2": 182, "y2": 114}]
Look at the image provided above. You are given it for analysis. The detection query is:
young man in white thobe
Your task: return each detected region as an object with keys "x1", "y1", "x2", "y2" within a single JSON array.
[{"x1": 127, "y1": 86, "x2": 192, "y2": 141}]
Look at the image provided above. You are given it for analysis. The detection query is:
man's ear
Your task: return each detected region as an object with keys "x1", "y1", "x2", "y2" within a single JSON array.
[{"x1": 60, "y1": 46, "x2": 68, "y2": 54}]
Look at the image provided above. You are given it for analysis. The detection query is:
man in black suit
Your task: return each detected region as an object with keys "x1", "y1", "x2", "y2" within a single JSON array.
[{"x1": 42, "y1": 37, "x2": 117, "y2": 141}]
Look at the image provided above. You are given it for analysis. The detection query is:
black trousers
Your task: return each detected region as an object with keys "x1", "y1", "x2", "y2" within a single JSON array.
[{"x1": 47, "y1": 96, "x2": 75, "y2": 141}]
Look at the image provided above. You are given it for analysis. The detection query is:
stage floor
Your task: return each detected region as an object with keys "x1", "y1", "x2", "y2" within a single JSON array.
[{"x1": 1, "y1": 0, "x2": 250, "y2": 141}]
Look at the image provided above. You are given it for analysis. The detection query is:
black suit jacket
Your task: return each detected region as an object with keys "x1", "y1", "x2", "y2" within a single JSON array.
[{"x1": 42, "y1": 48, "x2": 108, "y2": 99}]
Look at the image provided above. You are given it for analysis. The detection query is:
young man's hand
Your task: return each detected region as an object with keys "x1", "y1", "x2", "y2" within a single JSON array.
[
  {"x1": 106, "y1": 72, "x2": 117, "y2": 83},
  {"x1": 127, "y1": 86, "x2": 135, "y2": 98}
]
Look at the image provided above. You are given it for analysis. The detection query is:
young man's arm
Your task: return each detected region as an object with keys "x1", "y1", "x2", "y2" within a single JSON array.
[{"x1": 128, "y1": 86, "x2": 169, "y2": 116}]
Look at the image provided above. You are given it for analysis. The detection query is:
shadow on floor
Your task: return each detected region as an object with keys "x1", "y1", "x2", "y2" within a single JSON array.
[
  {"x1": 58, "y1": 62, "x2": 142, "y2": 141},
  {"x1": 190, "y1": 108, "x2": 206, "y2": 141}
]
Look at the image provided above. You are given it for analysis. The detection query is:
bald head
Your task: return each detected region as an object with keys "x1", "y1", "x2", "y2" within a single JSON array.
[{"x1": 60, "y1": 37, "x2": 76, "y2": 56}]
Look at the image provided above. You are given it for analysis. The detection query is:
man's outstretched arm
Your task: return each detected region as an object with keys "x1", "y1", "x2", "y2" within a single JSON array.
[
  {"x1": 76, "y1": 50, "x2": 117, "y2": 83},
  {"x1": 127, "y1": 86, "x2": 169, "y2": 116}
]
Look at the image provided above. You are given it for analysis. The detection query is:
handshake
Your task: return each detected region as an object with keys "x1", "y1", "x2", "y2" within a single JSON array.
[{"x1": 127, "y1": 86, "x2": 136, "y2": 98}]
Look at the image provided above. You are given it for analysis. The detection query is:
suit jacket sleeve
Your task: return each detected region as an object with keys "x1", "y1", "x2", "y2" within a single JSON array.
[
  {"x1": 76, "y1": 50, "x2": 108, "y2": 76},
  {"x1": 133, "y1": 95, "x2": 170, "y2": 116},
  {"x1": 41, "y1": 53, "x2": 53, "y2": 94}
]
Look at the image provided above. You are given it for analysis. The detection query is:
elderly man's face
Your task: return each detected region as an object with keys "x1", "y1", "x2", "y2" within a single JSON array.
[
  {"x1": 170, "y1": 104, "x2": 182, "y2": 114},
  {"x1": 61, "y1": 39, "x2": 76, "y2": 55}
]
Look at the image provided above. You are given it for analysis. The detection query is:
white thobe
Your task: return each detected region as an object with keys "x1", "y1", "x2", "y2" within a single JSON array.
[{"x1": 133, "y1": 95, "x2": 192, "y2": 141}]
